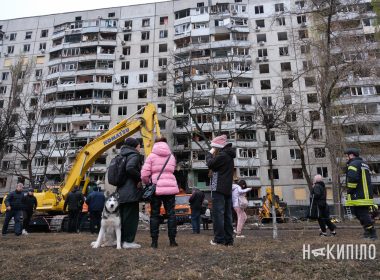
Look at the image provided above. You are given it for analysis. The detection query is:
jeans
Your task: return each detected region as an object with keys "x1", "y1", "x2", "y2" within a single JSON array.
[
  {"x1": 89, "y1": 211, "x2": 102, "y2": 234},
  {"x1": 120, "y1": 202, "x2": 139, "y2": 243},
  {"x1": 234, "y1": 207, "x2": 247, "y2": 235},
  {"x1": 150, "y1": 195, "x2": 176, "y2": 240},
  {"x1": 191, "y1": 208, "x2": 201, "y2": 233},
  {"x1": 2, "y1": 209, "x2": 23, "y2": 236},
  {"x1": 212, "y1": 192, "x2": 233, "y2": 245}
]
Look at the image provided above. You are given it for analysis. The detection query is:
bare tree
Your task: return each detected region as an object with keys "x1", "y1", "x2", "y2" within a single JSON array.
[
  {"x1": 167, "y1": 48, "x2": 253, "y2": 154},
  {"x1": 0, "y1": 56, "x2": 33, "y2": 164}
]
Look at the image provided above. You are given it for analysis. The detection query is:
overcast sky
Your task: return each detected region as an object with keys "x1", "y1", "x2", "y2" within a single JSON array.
[{"x1": 0, "y1": 0, "x2": 168, "y2": 20}]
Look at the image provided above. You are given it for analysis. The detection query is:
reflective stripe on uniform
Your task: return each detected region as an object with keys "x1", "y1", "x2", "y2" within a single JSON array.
[
  {"x1": 347, "y1": 182, "x2": 357, "y2": 188},
  {"x1": 345, "y1": 198, "x2": 374, "y2": 206},
  {"x1": 348, "y1": 166, "x2": 357, "y2": 172},
  {"x1": 362, "y1": 169, "x2": 369, "y2": 200}
]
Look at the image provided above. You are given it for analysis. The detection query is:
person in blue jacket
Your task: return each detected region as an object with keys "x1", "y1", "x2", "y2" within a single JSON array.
[
  {"x1": 2, "y1": 183, "x2": 25, "y2": 236},
  {"x1": 86, "y1": 186, "x2": 105, "y2": 234}
]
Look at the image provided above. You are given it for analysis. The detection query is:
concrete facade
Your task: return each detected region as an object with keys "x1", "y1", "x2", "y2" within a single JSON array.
[{"x1": 0, "y1": 0, "x2": 378, "y2": 209}]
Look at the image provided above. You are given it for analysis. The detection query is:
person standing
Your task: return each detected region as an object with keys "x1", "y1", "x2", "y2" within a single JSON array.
[
  {"x1": 189, "y1": 188, "x2": 205, "y2": 234},
  {"x1": 201, "y1": 200, "x2": 211, "y2": 230},
  {"x1": 232, "y1": 180, "x2": 252, "y2": 238},
  {"x1": 2, "y1": 183, "x2": 25, "y2": 236},
  {"x1": 206, "y1": 135, "x2": 236, "y2": 246},
  {"x1": 309, "y1": 175, "x2": 336, "y2": 237},
  {"x1": 22, "y1": 188, "x2": 38, "y2": 235},
  {"x1": 85, "y1": 186, "x2": 105, "y2": 234},
  {"x1": 64, "y1": 186, "x2": 85, "y2": 233},
  {"x1": 118, "y1": 137, "x2": 143, "y2": 249},
  {"x1": 345, "y1": 148, "x2": 377, "y2": 240},
  {"x1": 141, "y1": 137, "x2": 179, "y2": 249}
]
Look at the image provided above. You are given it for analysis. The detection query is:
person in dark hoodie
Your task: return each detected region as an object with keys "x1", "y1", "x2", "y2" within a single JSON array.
[
  {"x1": 206, "y1": 135, "x2": 236, "y2": 246},
  {"x1": 2, "y1": 183, "x2": 25, "y2": 236},
  {"x1": 189, "y1": 188, "x2": 205, "y2": 234},
  {"x1": 22, "y1": 188, "x2": 38, "y2": 235},
  {"x1": 64, "y1": 186, "x2": 85, "y2": 233},
  {"x1": 118, "y1": 137, "x2": 143, "y2": 249},
  {"x1": 86, "y1": 186, "x2": 105, "y2": 234},
  {"x1": 310, "y1": 174, "x2": 336, "y2": 237}
]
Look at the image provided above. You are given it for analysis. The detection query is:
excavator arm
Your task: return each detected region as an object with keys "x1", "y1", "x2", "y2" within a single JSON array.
[
  {"x1": 1, "y1": 103, "x2": 160, "y2": 214},
  {"x1": 61, "y1": 103, "x2": 160, "y2": 199}
]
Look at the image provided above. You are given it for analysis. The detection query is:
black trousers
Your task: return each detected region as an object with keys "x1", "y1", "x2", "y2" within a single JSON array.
[
  {"x1": 23, "y1": 210, "x2": 33, "y2": 232},
  {"x1": 89, "y1": 211, "x2": 102, "y2": 234},
  {"x1": 317, "y1": 205, "x2": 335, "y2": 233},
  {"x1": 351, "y1": 206, "x2": 374, "y2": 229},
  {"x1": 68, "y1": 210, "x2": 80, "y2": 233},
  {"x1": 120, "y1": 201, "x2": 139, "y2": 243},
  {"x1": 150, "y1": 195, "x2": 176, "y2": 240}
]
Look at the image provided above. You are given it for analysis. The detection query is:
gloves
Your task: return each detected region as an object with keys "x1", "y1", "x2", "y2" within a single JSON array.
[{"x1": 209, "y1": 148, "x2": 216, "y2": 154}]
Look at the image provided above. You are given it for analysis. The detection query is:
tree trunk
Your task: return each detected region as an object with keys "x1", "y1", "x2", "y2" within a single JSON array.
[{"x1": 267, "y1": 127, "x2": 277, "y2": 239}]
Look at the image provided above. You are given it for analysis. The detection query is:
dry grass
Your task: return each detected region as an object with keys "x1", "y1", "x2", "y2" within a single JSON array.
[{"x1": 0, "y1": 226, "x2": 379, "y2": 280}]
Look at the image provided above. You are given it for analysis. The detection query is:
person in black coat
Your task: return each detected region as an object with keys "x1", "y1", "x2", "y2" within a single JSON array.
[
  {"x1": 86, "y1": 186, "x2": 105, "y2": 234},
  {"x1": 2, "y1": 183, "x2": 25, "y2": 236},
  {"x1": 117, "y1": 137, "x2": 143, "y2": 249},
  {"x1": 22, "y1": 188, "x2": 37, "y2": 235},
  {"x1": 206, "y1": 135, "x2": 236, "y2": 246},
  {"x1": 310, "y1": 174, "x2": 336, "y2": 237},
  {"x1": 189, "y1": 188, "x2": 205, "y2": 234},
  {"x1": 64, "y1": 186, "x2": 85, "y2": 233}
]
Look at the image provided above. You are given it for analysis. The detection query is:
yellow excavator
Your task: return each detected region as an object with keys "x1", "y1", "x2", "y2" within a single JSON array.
[
  {"x1": 1, "y1": 103, "x2": 160, "y2": 230},
  {"x1": 259, "y1": 187, "x2": 287, "y2": 223}
]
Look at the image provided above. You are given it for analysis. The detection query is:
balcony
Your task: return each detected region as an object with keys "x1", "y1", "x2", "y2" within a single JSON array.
[
  {"x1": 235, "y1": 158, "x2": 260, "y2": 167},
  {"x1": 191, "y1": 28, "x2": 210, "y2": 37}
]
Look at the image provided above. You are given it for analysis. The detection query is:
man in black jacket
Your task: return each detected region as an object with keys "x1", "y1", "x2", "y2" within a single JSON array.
[
  {"x1": 64, "y1": 186, "x2": 84, "y2": 233},
  {"x1": 310, "y1": 175, "x2": 336, "y2": 237},
  {"x1": 22, "y1": 188, "x2": 38, "y2": 235},
  {"x1": 2, "y1": 183, "x2": 25, "y2": 236},
  {"x1": 206, "y1": 135, "x2": 236, "y2": 246},
  {"x1": 189, "y1": 188, "x2": 205, "y2": 234},
  {"x1": 118, "y1": 137, "x2": 143, "y2": 249}
]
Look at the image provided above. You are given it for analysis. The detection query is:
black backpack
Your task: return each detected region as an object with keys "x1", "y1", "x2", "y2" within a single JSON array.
[{"x1": 107, "y1": 155, "x2": 127, "y2": 186}]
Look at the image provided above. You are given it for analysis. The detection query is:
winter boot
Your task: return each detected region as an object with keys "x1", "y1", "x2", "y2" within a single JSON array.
[
  {"x1": 151, "y1": 238, "x2": 158, "y2": 249},
  {"x1": 368, "y1": 227, "x2": 378, "y2": 240},
  {"x1": 169, "y1": 237, "x2": 178, "y2": 247}
]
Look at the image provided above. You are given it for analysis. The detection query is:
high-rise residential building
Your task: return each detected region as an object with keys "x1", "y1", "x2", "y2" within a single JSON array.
[{"x1": 0, "y1": 0, "x2": 378, "y2": 214}]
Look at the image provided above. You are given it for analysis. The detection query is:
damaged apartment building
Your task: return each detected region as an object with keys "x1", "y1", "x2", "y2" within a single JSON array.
[{"x1": 0, "y1": 0, "x2": 379, "y2": 213}]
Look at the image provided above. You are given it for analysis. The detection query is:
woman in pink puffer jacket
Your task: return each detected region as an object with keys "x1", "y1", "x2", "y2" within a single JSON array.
[{"x1": 141, "y1": 137, "x2": 179, "y2": 248}]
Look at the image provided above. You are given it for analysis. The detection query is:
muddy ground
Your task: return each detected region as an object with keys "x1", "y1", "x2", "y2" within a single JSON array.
[{"x1": 0, "y1": 223, "x2": 379, "y2": 280}]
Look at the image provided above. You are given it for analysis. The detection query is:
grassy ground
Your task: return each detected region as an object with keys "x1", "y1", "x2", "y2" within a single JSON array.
[{"x1": 0, "y1": 223, "x2": 379, "y2": 280}]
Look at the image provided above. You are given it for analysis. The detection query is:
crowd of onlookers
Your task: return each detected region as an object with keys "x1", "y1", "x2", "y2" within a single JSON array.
[{"x1": 1, "y1": 142, "x2": 377, "y2": 243}]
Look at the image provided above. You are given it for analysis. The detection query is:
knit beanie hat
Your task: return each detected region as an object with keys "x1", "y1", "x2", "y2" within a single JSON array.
[
  {"x1": 124, "y1": 138, "x2": 139, "y2": 148},
  {"x1": 211, "y1": 135, "x2": 227, "y2": 148}
]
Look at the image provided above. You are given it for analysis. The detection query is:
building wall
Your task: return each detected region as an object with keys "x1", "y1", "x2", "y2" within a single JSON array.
[{"x1": 0, "y1": 0, "x2": 378, "y2": 207}]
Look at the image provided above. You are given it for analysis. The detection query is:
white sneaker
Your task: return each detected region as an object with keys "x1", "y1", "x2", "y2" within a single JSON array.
[
  {"x1": 122, "y1": 242, "x2": 141, "y2": 249},
  {"x1": 233, "y1": 229, "x2": 237, "y2": 234},
  {"x1": 236, "y1": 235, "x2": 245, "y2": 238},
  {"x1": 210, "y1": 240, "x2": 223, "y2": 246},
  {"x1": 22, "y1": 229, "x2": 28, "y2": 236}
]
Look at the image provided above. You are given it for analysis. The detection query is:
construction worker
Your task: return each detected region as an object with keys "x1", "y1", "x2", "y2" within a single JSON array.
[{"x1": 345, "y1": 148, "x2": 377, "y2": 240}]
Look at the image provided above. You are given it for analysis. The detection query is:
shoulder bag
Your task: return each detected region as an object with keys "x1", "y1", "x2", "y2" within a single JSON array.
[{"x1": 141, "y1": 155, "x2": 171, "y2": 202}]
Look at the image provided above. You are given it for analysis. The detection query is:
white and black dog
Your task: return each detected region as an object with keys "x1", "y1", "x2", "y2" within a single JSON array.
[{"x1": 91, "y1": 192, "x2": 121, "y2": 250}]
